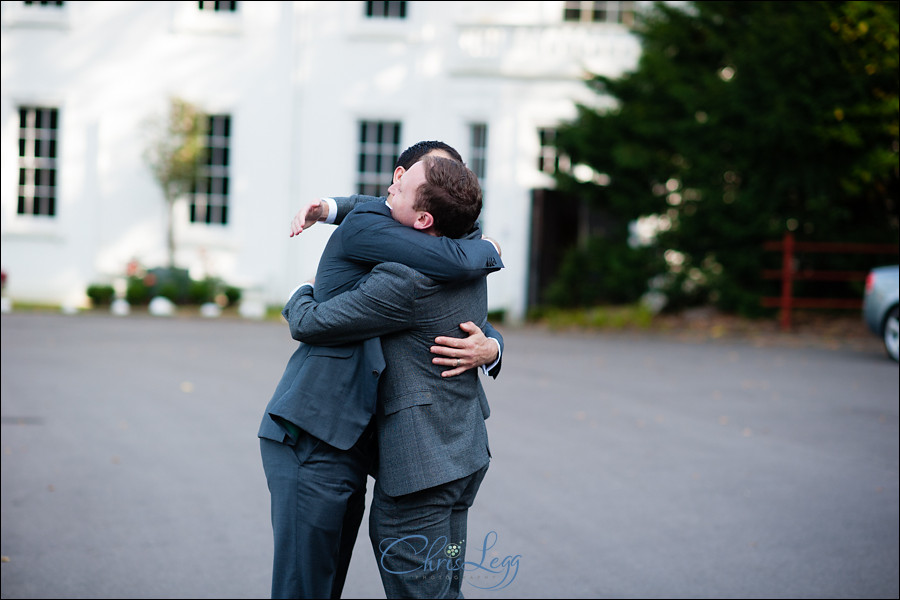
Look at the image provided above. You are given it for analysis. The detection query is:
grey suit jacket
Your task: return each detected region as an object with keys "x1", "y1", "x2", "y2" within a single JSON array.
[
  {"x1": 259, "y1": 201, "x2": 502, "y2": 449},
  {"x1": 287, "y1": 262, "x2": 492, "y2": 497}
]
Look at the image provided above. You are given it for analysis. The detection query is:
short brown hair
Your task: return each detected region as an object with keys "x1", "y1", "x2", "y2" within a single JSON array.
[{"x1": 415, "y1": 155, "x2": 483, "y2": 239}]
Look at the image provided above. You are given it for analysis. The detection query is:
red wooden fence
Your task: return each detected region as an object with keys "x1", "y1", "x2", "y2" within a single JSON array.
[{"x1": 761, "y1": 232, "x2": 899, "y2": 331}]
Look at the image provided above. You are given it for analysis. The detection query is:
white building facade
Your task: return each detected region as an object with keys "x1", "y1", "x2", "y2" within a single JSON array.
[{"x1": 1, "y1": 0, "x2": 643, "y2": 321}]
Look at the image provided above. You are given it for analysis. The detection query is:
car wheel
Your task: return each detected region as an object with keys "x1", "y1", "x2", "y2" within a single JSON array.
[{"x1": 883, "y1": 306, "x2": 899, "y2": 362}]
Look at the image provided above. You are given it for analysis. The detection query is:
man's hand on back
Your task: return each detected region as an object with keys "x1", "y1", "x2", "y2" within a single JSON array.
[{"x1": 431, "y1": 321, "x2": 499, "y2": 378}]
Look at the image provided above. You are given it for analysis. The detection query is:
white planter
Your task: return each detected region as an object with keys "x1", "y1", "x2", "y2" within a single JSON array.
[{"x1": 148, "y1": 296, "x2": 175, "y2": 317}]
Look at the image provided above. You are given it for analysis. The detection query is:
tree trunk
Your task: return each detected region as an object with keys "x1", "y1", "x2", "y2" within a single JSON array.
[{"x1": 166, "y1": 196, "x2": 176, "y2": 269}]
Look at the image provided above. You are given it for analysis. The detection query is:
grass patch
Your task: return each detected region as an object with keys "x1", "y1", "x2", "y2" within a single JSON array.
[
  {"x1": 266, "y1": 305, "x2": 286, "y2": 321},
  {"x1": 528, "y1": 304, "x2": 656, "y2": 330},
  {"x1": 7, "y1": 301, "x2": 67, "y2": 313}
]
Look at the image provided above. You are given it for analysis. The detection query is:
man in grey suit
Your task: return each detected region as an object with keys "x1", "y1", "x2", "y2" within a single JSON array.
[
  {"x1": 260, "y1": 149, "x2": 502, "y2": 599},
  {"x1": 285, "y1": 156, "x2": 496, "y2": 599}
]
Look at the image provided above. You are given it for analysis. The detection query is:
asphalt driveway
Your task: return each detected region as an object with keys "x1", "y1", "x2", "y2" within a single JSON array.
[{"x1": 1, "y1": 312, "x2": 897, "y2": 599}]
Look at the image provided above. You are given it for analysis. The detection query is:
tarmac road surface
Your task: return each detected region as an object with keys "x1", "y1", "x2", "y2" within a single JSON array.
[{"x1": 1, "y1": 312, "x2": 897, "y2": 599}]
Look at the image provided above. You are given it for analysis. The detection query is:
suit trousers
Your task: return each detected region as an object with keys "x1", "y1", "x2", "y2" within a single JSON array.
[
  {"x1": 369, "y1": 464, "x2": 489, "y2": 599},
  {"x1": 260, "y1": 425, "x2": 374, "y2": 599}
]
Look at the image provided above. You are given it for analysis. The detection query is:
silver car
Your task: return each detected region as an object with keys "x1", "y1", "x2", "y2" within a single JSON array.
[{"x1": 863, "y1": 265, "x2": 899, "y2": 362}]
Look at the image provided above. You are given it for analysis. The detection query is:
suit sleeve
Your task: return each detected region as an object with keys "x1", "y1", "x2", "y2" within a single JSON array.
[
  {"x1": 332, "y1": 195, "x2": 381, "y2": 224},
  {"x1": 341, "y1": 209, "x2": 503, "y2": 283},
  {"x1": 285, "y1": 263, "x2": 418, "y2": 346},
  {"x1": 482, "y1": 321, "x2": 504, "y2": 379}
]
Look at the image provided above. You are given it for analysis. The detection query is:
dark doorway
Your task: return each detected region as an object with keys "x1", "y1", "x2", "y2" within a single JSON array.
[{"x1": 527, "y1": 188, "x2": 581, "y2": 310}]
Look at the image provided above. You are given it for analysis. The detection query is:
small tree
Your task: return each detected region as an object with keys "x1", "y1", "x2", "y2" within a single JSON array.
[{"x1": 142, "y1": 98, "x2": 206, "y2": 268}]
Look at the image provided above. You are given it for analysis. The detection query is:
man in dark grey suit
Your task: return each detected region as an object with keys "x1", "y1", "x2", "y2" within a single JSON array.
[
  {"x1": 259, "y1": 149, "x2": 502, "y2": 599},
  {"x1": 290, "y1": 140, "x2": 503, "y2": 377},
  {"x1": 285, "y1": 157, "x2": 496, "y2": 599}
]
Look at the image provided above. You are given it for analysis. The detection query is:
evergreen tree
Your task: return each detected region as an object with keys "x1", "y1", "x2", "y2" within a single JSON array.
[{"x1": 554, "y1": 1, "x2": 898, "y2": 314}]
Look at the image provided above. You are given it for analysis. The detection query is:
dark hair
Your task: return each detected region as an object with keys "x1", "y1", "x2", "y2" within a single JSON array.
[
  {"x1": 416, "y1": 156, "x2": 482, "y2": 239},
  {"x1": 395, "y1": 141, "x2": 463, "y2": 171}
]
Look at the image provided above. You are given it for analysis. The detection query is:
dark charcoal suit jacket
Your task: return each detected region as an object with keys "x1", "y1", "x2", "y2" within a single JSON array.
[
  {"x1": 258, "y1": 201, "x2": 502, "y2": 450},
  {"x1": 286, "y1": 261, "x2": 494, "y2": 496}
]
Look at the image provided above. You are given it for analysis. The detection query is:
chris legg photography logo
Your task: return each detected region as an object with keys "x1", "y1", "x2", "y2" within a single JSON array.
[{"x1": 377, "y1": 530, "x2": 520, "y2": 591}]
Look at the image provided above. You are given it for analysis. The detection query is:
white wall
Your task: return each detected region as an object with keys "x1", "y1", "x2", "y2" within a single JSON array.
[{"x1": 1, "y1": 0, "x2": 642, "y2": 320}]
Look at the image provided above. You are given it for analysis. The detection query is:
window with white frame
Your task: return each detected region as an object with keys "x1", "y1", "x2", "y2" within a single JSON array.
[
  {"x1": 538, "y1": 128, "x2": 557, "y2": 175},
  {"x1": 357, "y1": 121, "x2": 401, "y2": 197},
  {"x1": 5, "y1": 1, "x2": 69, "y2": 28},
  {"x1": 563, "y1": 1, "x2": 635, "y2": 26},
  {"x1": 469, "y1": 123, "x2": 488, "y2": 182},
  {"x1": 537, "y1": 128, "x2": 571, "y2": 176},
  {"x1": 198, "y1": 1, "x2": 237, "y2": 12},
  {"x1": 365, "y1": 1, "x2": 407, "y2": 19},
  {"x1": 190, "y1": 114, "x2": 231, "y2": 226},
  {"x1": 174, "y1": 0, "x2": 240, "y2": 33},
  {"x1": 17, "y1": 106, "x2": 59, "y2": 218}
]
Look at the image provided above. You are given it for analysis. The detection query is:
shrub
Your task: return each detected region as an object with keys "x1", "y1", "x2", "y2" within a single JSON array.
[
  {"x1": 157, "y1": 280, "x2": 181, "y2": 303},
  {"x1": 126, "y1": 276, "x2": 151, "y2": 305},
  {"x1": 544, "y1": 237, "x2": 664, "y2": 307},
  {"x1": 224, "y1": 285, "x2": 242, "y2": 306},
  {"x1": 106, "y1": 268, "x2": 242, "y2": 309},
  {"x1": 189, "y1": 279, "x2": 216, "y2": 305},
  {"x1": 487, "y1": 309, "x2": 506, "y2": 324},
  {"x1": 147, "y1": 267, "x2": 191, "y2": 304},
  {"x1": 86, "y1": 284, "x2": 115, "y2": 306}
]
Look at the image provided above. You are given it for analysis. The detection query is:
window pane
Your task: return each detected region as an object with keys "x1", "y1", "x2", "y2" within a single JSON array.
[
  {"x1": 191, "y1": 113, "x2": 231, "y2": 225},
  {"x1": 470, "y1": 123, "x2": 488, "y2": 181},
  {"x1": 198, "y1": 1, "x2": 237, "y2": 11},
  {"x1": 563, "y1": 2, "x2": 581, "y2": 21},
  {"x1": 366, "y1": 1, "x2": 406, "y2": 19},
  {"x1": 356, "y1": 120, "x2": 401, "y2": 196},
  {"x1": 17, "y1": 106, "x2": 60, "y2": 217}
]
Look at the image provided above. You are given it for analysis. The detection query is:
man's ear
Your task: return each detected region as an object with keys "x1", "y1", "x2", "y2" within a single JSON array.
[
  {"x1": 392, "y1": 166, "x2": 406, "y2": 184},
  {"x1": 413, "y1": 211, "x2": 435, "y2": 231}
]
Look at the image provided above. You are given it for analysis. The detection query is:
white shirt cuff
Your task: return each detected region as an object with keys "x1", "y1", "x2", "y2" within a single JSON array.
[
  {"x1": 287, "y1": 282, "x2": 313, "y2": 303},
  {"x1": 480, "y1": 337, "x2": 501, "y2": 374},
  {"x1": 322, "y1": 198, "x2": 338, "y2": 224}
]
